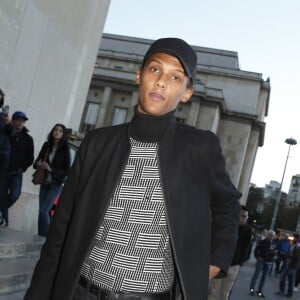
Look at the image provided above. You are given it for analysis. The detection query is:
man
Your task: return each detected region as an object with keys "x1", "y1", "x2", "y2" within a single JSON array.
[
  {"x1": 276, "y1": 233, "x2": 300, "y2": 298},
  {"x1": 0, "y1": 89, "x2": 15, "y2": 227},
  {"x1": 275, "y1": 232, "x2": 291, "y2": 276},
  {"x1": 249, "y1": 229, "x2": 277, "y2": 298},
  {"x1": 25, "y1": 37, "x2": 241, "y2": 300},
  {"x1": 208, "y1": 205, "x2": 252, "y2": 300},
  {"x1": 0, "y1": 111, "x2": 34, "y2": 226}
]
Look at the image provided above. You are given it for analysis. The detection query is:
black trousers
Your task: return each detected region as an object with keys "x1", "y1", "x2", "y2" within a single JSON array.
[
  {"x1": 73, "y1": 283, "x2": 98, "y2": 300},
  {"x1": 72, "y1": 282, "x2": 173, "y2": 300}
]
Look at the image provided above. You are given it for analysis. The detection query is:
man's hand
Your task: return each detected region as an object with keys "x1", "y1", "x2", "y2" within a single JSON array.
[
  {"x1": 209, "y1": 265, "x2": 221, "y2": 279},
  {"x1": 2, "y1": 115, "x2": 10, "y2": 124}
]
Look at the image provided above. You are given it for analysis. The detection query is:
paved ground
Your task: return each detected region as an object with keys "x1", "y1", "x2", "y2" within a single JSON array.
[{"x1": 230, "y1": 260, "x2": 299, "y2": 300}]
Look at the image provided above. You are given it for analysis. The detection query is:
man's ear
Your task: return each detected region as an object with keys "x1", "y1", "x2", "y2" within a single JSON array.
[
  {"x1": 181, "y1": 88, "x2": 193, "y2": 103},
  {"x1": 136, "y1": 69, "x2": 142, "y2": 84}
]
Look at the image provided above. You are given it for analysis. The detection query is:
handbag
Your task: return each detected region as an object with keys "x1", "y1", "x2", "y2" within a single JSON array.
[
  {"x1": 32, "y1": 149, "x2": 49, "y2": 185},
  {"x1": 32, "y1": 168, "x2": 46, "y2": 185}
]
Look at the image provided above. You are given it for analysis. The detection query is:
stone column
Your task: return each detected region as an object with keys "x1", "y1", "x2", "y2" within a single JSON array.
[
  {"x1": 127, "y1": 91, "x2": 139, "y2": 121},
  {"x1": 0, "y1": 0, "x2": 111, "y2": 233},
  {"x1": 238, "y1": 129, "x2": 260, "y2": 204},
  {"x1": 96, "y1": 86, "x2": 112, "y2": 128},
  {"x1": 196, "y1": 103, "x2": 220, "y2": 133},
  {"x1": 186, "y1": 101, "x2": 200, "y2": 126},
  {"x1": 217, "y1": 119, "x2": 251, "y2": 188}
]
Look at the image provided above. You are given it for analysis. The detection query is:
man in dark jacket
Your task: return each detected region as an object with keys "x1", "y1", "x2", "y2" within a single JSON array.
[
  {"x1": 249, "y1": 229, "x2": 277, "y2": 298},
  {"x1": 276, "y1": 233, "x2": 300, "y2": 298},
  {"x1": 208, "y1": 205, "x2": 252, "y2": 300},
  {"x1": 0, "y1": 89, "x2": 15, "y2": 227},
  {"x1": 24, "y1": 37, "x2": 241, "y2": 300},
  {"x1": 0, "y1": 111, "x2": 34, "y2": 226}
]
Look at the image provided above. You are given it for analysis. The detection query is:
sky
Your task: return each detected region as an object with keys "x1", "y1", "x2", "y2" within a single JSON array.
[{"x1": 103, "y1": 0, "x2": 300, "y2": 192}]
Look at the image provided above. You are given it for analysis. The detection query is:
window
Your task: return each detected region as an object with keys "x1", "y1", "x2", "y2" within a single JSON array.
[
  {"x1": 82, "y1": 102, "x2": 100, "y2": 133},
  {"x1": 112, "y1": 107, "x2": 127, "y2": 125}
]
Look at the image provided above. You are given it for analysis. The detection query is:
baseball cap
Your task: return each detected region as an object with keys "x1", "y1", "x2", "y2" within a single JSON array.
[
  {"x1": 12, "y1": 111, "x2": 28, "y2": 121},
  {"x1": 142, "y1": 37, "x2": 198, "y2": 81}
]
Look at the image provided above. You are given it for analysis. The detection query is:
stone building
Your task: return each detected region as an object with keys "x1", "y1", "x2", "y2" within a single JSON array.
[
  {"x1": 287, "y1": 175, "x2": 300, "y2": 206},
  {"x1": 81, "y1": 33, "x2": 271, "y2": 204}
]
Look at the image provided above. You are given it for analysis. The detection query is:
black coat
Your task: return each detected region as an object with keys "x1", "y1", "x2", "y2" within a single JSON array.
[
  {"x1": 231, "y1": 224, "x2": 252, "y2": 266},
  {"x1": 34, "y1": 142, "x2": 70, "y2": 184},
  {"x1": 25, "y1": 120, "x2": 241, "y2": 300},
  {"x1": 254, "y1": 239, "x2": 277, "y2": 263},
  {"x1": 8, "y1": 127, "x2": 33, "y2": 172}
]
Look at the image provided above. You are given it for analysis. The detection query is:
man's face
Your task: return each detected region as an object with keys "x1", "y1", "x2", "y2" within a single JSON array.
[
  {"x1": 136, "y1": 52, "x2": 193, "y2": 116},
  {"x1": 12, "y1": 118, "x2": 26, "y2": 132},
  {"x1": 239, "y1": 209, "x2": 248, "y2": 225}
]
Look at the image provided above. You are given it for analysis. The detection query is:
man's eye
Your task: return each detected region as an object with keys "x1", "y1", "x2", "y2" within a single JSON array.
[
  {"x1": 149, "y1": 66, "x2": 159, "y2": 73},
  {"x1": 171, "y1": 75, "x2": 180, "y2": 81}
]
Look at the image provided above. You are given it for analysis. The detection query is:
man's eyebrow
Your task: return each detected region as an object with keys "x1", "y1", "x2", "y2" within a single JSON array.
[{"x1": 146, "y1": 58, "x2": 185, "y2": 74}]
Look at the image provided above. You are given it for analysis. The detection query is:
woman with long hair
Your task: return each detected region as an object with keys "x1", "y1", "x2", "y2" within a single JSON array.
[{"x1": 33, "y1": 123, "x2": 70, "y2": 236}]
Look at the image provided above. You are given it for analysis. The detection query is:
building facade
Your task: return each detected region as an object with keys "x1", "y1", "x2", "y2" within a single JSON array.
[
  {"x1": 81, "y1": 33, "x2": 271, "y2": 204},
  {"x1": 1, "y1": 0, "x2": 111, "y2": 233},
  {"x1": 288, "y1": 175, "x2": 300, "y2": 206}
]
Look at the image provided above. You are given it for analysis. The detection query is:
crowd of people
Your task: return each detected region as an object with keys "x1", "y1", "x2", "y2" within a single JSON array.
[
  {"x1": 0, "y1": 88, "x2": 71, "y2": 236},
  {"x1": 207, "y1": 209, "x2": 300, "y2": 299}
]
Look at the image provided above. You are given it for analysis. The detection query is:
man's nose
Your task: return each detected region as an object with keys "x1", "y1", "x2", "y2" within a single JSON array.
[{"x1": 155, "y1": 77, "x2": 166, "y2": 89}]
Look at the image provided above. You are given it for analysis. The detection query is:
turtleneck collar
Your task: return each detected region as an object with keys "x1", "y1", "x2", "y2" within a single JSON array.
[{"x1": 130, "y1": 105, "x2": 176, "y2": 142}]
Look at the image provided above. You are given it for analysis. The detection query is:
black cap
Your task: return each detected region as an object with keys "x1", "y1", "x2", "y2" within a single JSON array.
[{"x1": 142, "y1": 38, "x2": 197, "y2": 81}]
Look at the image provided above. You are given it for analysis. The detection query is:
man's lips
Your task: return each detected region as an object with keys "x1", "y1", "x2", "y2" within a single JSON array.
[{"x1": 149, "y1": 92, "x2": 165, "y2": 101}]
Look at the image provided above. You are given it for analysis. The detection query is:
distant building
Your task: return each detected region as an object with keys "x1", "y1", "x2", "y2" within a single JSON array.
[
  {"x1": 287, "y1": 175, "x2": 300, "y2": 206},
  {"x1": 82, "y1": 33, "x2": 271, "y2": 204},
  {"x1": 264, "y1": 180, "x2": 280, "y2": 199}
]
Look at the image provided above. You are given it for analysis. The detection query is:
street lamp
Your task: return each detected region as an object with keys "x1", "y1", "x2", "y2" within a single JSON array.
[{"x1": 270, "y1": 137, "x2": 297, "y2": 230}]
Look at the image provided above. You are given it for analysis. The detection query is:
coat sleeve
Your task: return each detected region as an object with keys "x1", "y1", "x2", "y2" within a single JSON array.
[
  {"x1": 21, "y1": 134, "x2": 34, "y2": 171},
  {"x1": 51, "y1": 147, "x2": 71, "y2": 183},
  {"x1": 33, "y1": 142, "x2": 48, "y2": 169},
  {"x1": 24, "y1": 138, "x2": 88, "y2": 300},
  {"x1": 209, "y1": 141, "x2": 241, "y2": 278}
]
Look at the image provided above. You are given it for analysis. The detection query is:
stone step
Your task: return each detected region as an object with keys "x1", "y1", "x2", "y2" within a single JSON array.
[
  {"x1": 0, "y1": 228, "x2": 44, "y2": 259},
  {"x1": 0, "y1": 256, "x2": 39, "y2": 295},
  {"x1": 0, "y1": 290, "x2": 25, "y2": 300},
  {"x1": 0, "y1": 228, "x2": 44, "y2": 296}
]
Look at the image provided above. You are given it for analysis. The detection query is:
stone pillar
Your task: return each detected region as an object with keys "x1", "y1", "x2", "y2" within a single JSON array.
[
  {"x1": 238, "y1": 129, "x2": 260, "y2": 204},
  {"x1": 196, "y1": 103, "x2": 220, "y2": 133},
  {"x1": 0, "y1": 0, "x2": 111, "y2": 233},
  {"x1": 186, "y1": 101, "x2": 200, "y2": 126},
  {"x1": 127, "y1": 91, "x2": 139, "y2": 121},
  {"x1": 217, "y1": 119, "x2": 251, "y2": 188},
  {"x1": 96, "y1": 86, "x2": 112, "y2": 128}
]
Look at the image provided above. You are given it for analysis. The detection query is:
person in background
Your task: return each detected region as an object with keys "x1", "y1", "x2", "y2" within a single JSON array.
[
  {"x1": 33, "y1": 123, "x2": 70, "y2": 237},
  {"x1": 24, "y1": 37, "x2": 241, "y2": 300},
  {"x1": 294, "y1": 265, "x2": 300, "y2": 292},
  {"x1": 208, "y1": 205, "x2": 252, "y2": 300},
  {"x1": 268, "y1": 229, "x2": 281, "y2": 276},
  {"x1": 0, "y1": 111, "x2": 33, "y2": 227},
  {"x1": 275, "y1": 232, "x2": 291, "y2": 276},
  {"x1": 276, "y1": 233, "x2": 300, "y2": 298},
  {"x1": 0, "y1": 89, "x2": 15, "y2": 227},
  {"x1": 260, "y1": 229, "x2": 268, "y2": 240},
  {"x1": 249, "y1": 229, "x2": 277, "y2": 298}
]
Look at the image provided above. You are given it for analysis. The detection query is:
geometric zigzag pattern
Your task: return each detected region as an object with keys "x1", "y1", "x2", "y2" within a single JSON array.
[{"x1": 80, "y1": 138, "x2": 174, "y2": 293}]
